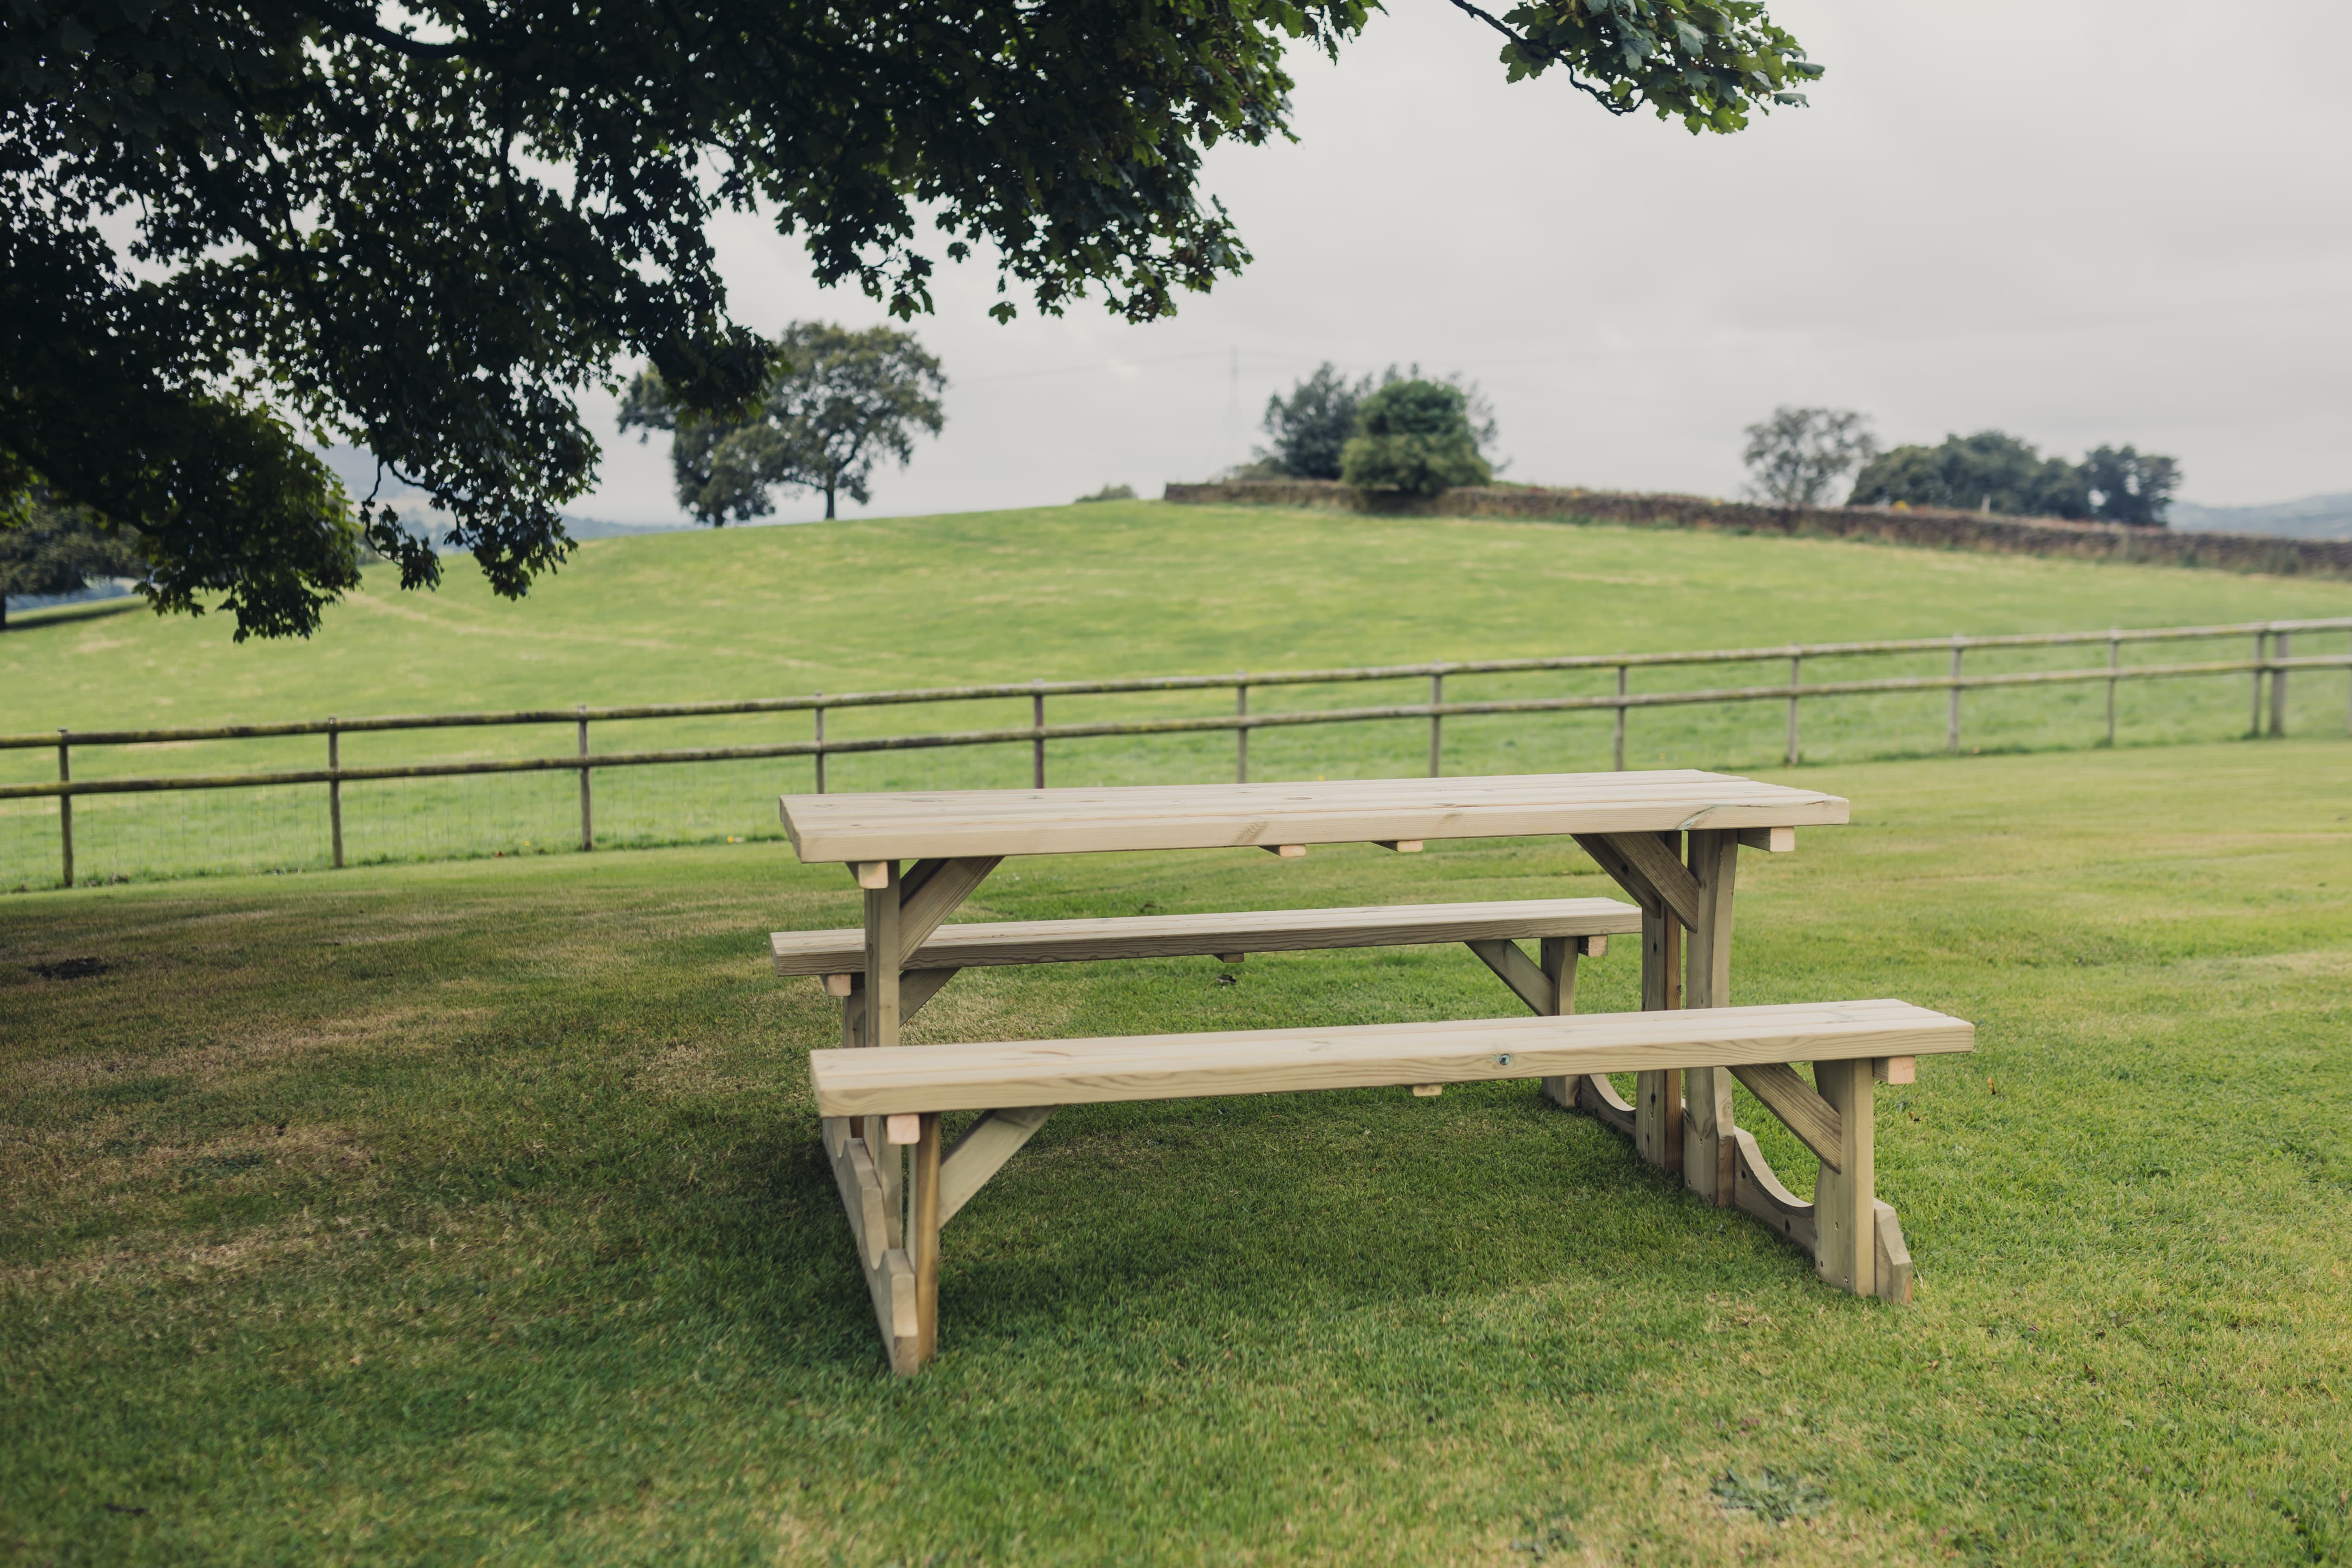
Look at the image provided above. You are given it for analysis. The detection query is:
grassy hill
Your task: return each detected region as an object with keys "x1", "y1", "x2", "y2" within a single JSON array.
[{"x1": 6, "y1": 500, "x2": 2351, "y2": 887}]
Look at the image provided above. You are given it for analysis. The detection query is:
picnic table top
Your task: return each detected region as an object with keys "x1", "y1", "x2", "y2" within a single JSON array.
[{"x1": 779, "y1": 769, "x2": 1850, "y2": 863}]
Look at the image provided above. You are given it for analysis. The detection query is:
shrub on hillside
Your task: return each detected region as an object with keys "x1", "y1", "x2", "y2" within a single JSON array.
[
  {"x1": 1075, "y1": 483, "x2": 1136, "y2": 503},
  {"x1": 1339, "y1": 380, "x2": 1493, "y2": 496}
]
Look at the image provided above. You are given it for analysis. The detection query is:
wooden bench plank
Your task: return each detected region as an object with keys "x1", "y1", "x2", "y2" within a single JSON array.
[
  {"x1": 773, "y1": 897, "x2": 1643, "y2": 977},
  {"x1": 809, "y1": 999, "x2": 1973, "y2": 1118},
  {"x1": 780, "y1": 772, "x2": 1851, "y2": 862}
]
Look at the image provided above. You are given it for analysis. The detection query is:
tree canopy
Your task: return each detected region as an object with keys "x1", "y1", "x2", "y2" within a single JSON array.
[
  {"x1": 5, "y1": 0, "x2": 1818, "y2": 635},
  {"x1": 1339, "y1": 379, "x2": 1493, "y2": 495},
  {"x1": 1742, "y1": 406, "x2": 1876, "y2": 508},
  {"x1": 1849, "y1": 432, "x2": 2180, "y2": 526},
  {"x1": 1257, "y1": 364, "x2": 1378, "y2": 481},
  {"x1": 620, "y1": 323, "x2": 944, "y2": 523}
]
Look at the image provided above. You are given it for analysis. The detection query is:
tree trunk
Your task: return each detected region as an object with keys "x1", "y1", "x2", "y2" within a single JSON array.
[{"x1": 825, "y1": 482, "x2": 836, "y2": 520}]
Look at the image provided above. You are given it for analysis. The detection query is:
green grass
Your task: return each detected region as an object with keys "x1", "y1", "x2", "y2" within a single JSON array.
[
  {"x1": 5, "y1": 502, "x2": 2351, "y2": 889},
  {"x1": 5, "y1": 739, "x2": 2350, "y2": 1565}
]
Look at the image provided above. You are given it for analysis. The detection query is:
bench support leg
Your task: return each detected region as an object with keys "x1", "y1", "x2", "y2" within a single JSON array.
[
  {"x1": 1812, "y1": 1058, "x2": 1877, "y2": 1298},
  {"x1": 1681, "y1": 830, "x2": 1739, "y2": 1205},
  {"x1": 1534, "y1": 935, "x2": 1580, "y2": 1104},
  {"x1": 822, "y1": 1116, "x2": 922, "y2": 1374},
  {"x1": 911, "y1": 1112, "x2": 942, "y2": 1368}
]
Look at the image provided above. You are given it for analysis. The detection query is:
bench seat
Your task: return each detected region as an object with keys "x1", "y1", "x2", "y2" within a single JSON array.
[
  {"x1": 811, "y1": 998, "x2": 1972, "y2": 1118},
  {"x1": 772, "y1": 896, "x2": 1642, "y2": 977}
]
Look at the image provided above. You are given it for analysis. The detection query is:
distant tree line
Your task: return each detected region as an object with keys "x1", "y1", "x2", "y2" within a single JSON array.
[
  {"x1": 1742, "y1": 408, "x2": 2180, "y2": 526},
  {"x1": 1247, "y1": 365, "x2": 1498, "y2": 496}
]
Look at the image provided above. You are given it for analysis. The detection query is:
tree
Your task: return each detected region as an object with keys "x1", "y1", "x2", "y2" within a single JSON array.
[
  {"x1": 1848, "y1": 431, "x2": 2181, "y2": 525},
  {"x1": 1741, "y1": 407, "x2": 1876, "y2": 508},
  {"x1": 0, "y1": 493, "x2": 145, "y2": 631},
  {"x1": 5, "y1": 0, "x2": 1818, "y2": 635},
  {"x1": 1848, "y1": 432, "x2": 2091, "y2": 519},
  {"x1": 621, "y1": 324, "x2": 944, "y2": 522},
  {"x1": 1258, "y1": 365, "x2": 1377, "y2": 480},
  {"x1": 1340, "y1": 379, "x2": 1493, "y2": 495},
  {"x1": 2079, "y1": 445, "x2": 2179, "y2": 526}
]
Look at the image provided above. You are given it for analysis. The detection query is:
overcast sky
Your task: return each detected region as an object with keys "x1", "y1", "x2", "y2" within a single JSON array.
[{"x1": 573, "y1": 0, "x2": 2352, "y2": 525}]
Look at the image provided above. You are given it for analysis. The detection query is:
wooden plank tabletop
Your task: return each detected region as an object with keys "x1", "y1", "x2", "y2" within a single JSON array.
[
  {"x1": 808, "y1": 998, "x2": 1970, "y2": 1117},
  {"x1": 779, "y1": 770, "x2": 1850, "y2": 863}
]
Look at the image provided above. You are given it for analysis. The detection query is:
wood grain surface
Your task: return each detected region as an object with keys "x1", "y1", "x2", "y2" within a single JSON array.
[
  {"x1": 808, "y1": 998, "x2": 1972, "y2": 1117},
  {"x1": 779, "y1": 771, "x2": 1851, "y2": 862}
]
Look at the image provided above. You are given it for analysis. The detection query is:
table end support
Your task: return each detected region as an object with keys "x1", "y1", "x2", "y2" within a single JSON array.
[{"x1": 1680, "y1": 831, "x2": 1739, "y2": 1206}]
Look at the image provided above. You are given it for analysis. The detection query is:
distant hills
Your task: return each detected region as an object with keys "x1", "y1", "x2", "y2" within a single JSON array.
[
  {"x1": 2171, "y1": 493, "x2": 2352, "y2": 541},
  {"x1": 315, "y1": 442, "x2": 691, "y2": 544}
]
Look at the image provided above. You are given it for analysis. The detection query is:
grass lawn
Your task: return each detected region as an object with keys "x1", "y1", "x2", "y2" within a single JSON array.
[
  {"x1": 6, "y1": 501, "x2": 2352, "y2": 888},
  {"x1": 5, "y1": 738, "x2": 2349, "y2": 1565}
]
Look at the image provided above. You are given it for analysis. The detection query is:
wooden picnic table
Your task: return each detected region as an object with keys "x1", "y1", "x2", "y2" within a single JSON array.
[{"x1": 777, "y1": 770, "x2": 1970, "y2": 1373}]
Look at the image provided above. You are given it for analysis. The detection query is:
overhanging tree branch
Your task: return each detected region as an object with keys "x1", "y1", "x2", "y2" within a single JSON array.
[
  {"x1": 1436, "y1": 0, "x2": 1640, "y2": 116},
  {"x1": 287, "y1": 0, "x2": 478, "y2": 60}
]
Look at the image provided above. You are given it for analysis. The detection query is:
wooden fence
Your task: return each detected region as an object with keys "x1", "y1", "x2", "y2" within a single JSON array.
[{"x1": 6, "y1": 617, "x2": 2350, "y2": 888}]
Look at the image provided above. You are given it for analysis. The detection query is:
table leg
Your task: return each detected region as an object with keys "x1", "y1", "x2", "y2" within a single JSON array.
[
  {"x1": 1681, "y1": 830, "x2": 1739, "y2": 1205},
  {"x1": 864, "y1": 860, "x2": 905, "y2": 1240},
  {"x1": 1536, "y1": 935, "x2": 1579, "y2": 1107},
  {"x1": 1635, "y1": 832, "x2": 1683, "y2": 1171}
]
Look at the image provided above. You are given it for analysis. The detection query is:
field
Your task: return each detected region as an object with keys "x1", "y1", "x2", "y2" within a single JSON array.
[
  {"x1": 5, "y1": 737, "x2": 2351, "y2": 1565},
  {"x1": 6, "y1": 500, "x2": 2352, "y2": 889}
]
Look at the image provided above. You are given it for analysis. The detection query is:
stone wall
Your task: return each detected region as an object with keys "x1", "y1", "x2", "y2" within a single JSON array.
[{"x1": 1160, "y1": 479, "x2": 2352, "y2": 581}]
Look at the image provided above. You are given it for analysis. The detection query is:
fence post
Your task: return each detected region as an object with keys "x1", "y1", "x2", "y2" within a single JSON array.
[
  {"x1": 577, "y1": 706, "x2": 593, "y2": 851},
  {"x1": 1613, "y1": 666, "x2": 1628, "y2": 771},
  {"x1": 1429, "y1": 672, "x2": 1443, "y2": 778},
  {"x1": 814, "y1": 697, "x2": 826, "y2": 793},
  {"x1": 2270, "y1": 629, "x2": 2290, "y2": 736},
  {"x1": 328, "y1": 719, "x2": 344, "y2": 869},
  {"x1": 1947, "y1": 635, "x2": 1964, "y2": 754},
  {"x1": 1235, "y1": 679, "x2": 1248, "y2": 784},
  {"x1": 1032, "y1": 681, "x2": 1045, "y2": 789},
  {"x1": 57, "y1": 729, "x2": 72, "y2": 889},
  {"x1": 2250, "y1": 629, "x2": 2267, "y2": 736},
  {"x1": 2105, "y1": 633, "x2": 2119, "y2": 748},
  {"x1": 1784, "y1": 653, "x2": 1801, "y2": 767}
]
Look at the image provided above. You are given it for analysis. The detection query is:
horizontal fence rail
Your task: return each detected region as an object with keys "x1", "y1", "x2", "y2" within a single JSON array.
[{"x1": 8, "y1": 618, "x2": 2350, "y2": 888}]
